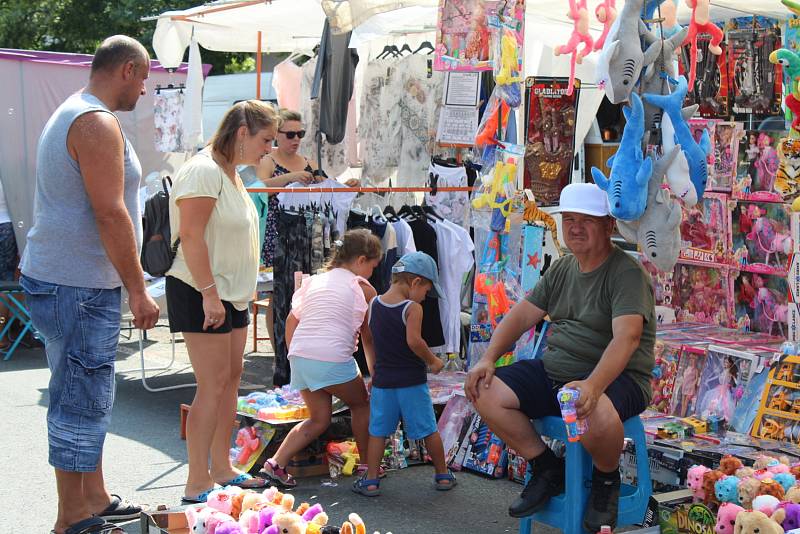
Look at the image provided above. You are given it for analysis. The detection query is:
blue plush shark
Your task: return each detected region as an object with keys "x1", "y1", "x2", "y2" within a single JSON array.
[
  {"x1": 591, "y1": 92, "x2": 653, "y2": 222},
  {"x1": 643, "y1": 76, "x2": 711, "y2": 200}
]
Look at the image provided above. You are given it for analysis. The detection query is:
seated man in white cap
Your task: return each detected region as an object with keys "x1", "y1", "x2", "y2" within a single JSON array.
[{"x1": 464, "y1": 182, "x2": 655, "y2": 531}]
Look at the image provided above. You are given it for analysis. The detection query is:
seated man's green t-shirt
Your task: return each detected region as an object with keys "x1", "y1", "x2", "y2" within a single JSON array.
[{"x1": 526, "y1": 245, "x2": 656, "y2": 404}]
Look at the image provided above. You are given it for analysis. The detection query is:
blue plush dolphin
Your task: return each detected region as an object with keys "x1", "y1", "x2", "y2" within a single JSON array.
[
  {"x1": 643, "y1": 76, "x2": 712, "y2": 201},
  {"x1": 591, "y1": 92, "x2": 652, "y2": 222}
]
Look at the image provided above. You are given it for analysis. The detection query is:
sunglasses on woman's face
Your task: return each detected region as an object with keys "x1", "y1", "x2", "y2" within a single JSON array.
[{"x1": 279, "y1": 130, "x2": 306, "y2": 140}]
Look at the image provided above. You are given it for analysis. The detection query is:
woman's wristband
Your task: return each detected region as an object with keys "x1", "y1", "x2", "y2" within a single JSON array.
[{"x1": 199, "y1": 282, "x2": 216, "y2": 293}]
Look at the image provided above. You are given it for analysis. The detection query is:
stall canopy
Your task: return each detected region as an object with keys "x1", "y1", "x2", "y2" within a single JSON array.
[{"x1": 0, "y1": 49, "x2": 209, "y2": 252}]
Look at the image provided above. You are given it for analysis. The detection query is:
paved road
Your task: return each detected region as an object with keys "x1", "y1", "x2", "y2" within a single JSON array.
[{"x1": 0, "y1": 325, "x2": 526, "y2": 533}]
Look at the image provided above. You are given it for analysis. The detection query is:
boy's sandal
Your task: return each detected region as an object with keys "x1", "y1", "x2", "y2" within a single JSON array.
[
  {"x1": 51, "y1": 517, "x2": 124, "y2": 534},
  {"x1": 96, "y1": 494, "x2": 143, "y2": 522},
  {"x1": 356, "y1": 464, "x2": 387, "y2": 479},
  {"x1": 351, "y1": 476, "x2": 381, "y2": 497},
  {"x1": 258, "y1": 459, "x2": 297, "y2": 489},
  {"x1": 217, "y1": 473, "x2": 269, "y2": 489},
  {"x1": 181, "y1": 487, "x2": 216, "y2": 504},
  {"x1": 433, "y1": 471, "x2": 457, "y2": 491}
]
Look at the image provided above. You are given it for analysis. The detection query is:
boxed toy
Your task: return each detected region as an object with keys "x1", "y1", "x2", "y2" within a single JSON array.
[
  {"x1": 437, "y1": 394, "x2": 475, "y2": 468},
  {"x1": 453, "y1": 412, "x2": 508, "y2": 478},
  {"x1": 651, "y1": 340, "x2": 683, "y2": 414},
  {"x1": 693, "y1": 345, "x2": 759, "y2": 422},
  {"x1": 734, "y1": 130, "x2": 787, "y2": 201},
  {"x1": 670, "y1": 346, "x2": 707, "y2": 417},
  {"x1": 727, "y1": 26, "x2": 782, "y2": 117},
  {"x1": 734, "y1": 271, "x2": 790, "y2": 335},
  {"x1": 680, "y1": 31, "x2": 729, "y2": 118},
  {"x1": 658, "y1": 491, "x2": 716, "y2": 534},
  {"x1": 752, "y1": 354, "x2": 800, "y2": 443},
  {"x1": 688, "y1": 118, "x2": 718, "y2": 167},
  {"x1": 621, "y1": 441, "x2": 688, "y2": 491},
  {"x1": 709, "y1": 122, "x2": 744, "y2": 192},
  {"x1": 672, "y1": 263, "x2": 735, "y2": 326},
  {"x1": 678, "y1": 193, "x2": 732, "y2": 266},
  {"x1": 731, "y1": 200, "x2": 792, "y2": 275}
]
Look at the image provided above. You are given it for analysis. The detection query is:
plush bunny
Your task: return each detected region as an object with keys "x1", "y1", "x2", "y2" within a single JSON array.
[
  {"x1": 740, "y1": 478, "x2": 763, "y2": 508},
  {"x1": 734, "y1": 510, "x2": 785, "y2": 534},
  {"x1": 717, "y1": 503, "x2": 745, "y2": 534},
  {"x1": 716, "y1": 476, "x2": 742, "y2": 504},
  {"x1": 689, "y1": 465, "x2": 712, "y2": 501},
  {"x1": 721, "y1": 456, "x2": 745, "y2": 476}
]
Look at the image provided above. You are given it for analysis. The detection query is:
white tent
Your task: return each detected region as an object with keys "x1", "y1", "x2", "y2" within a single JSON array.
[{"x1": 0, "y1": 49, "x2": 199, "y2": 251}]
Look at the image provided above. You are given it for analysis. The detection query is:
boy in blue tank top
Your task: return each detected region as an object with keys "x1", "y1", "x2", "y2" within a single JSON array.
[{"x1": 353, "y1": 252, "x2": 457, "y2": 497}]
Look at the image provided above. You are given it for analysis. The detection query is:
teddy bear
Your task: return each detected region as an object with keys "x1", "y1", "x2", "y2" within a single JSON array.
[
  {"x1": 755, "y1": 455, "x2": 779, "y2": 470},
  {"x1": 689, "y1": 465, "x2": 712, "y2": 501},
  {"x1": 721, "y1": 455, "x2": 745, "y2": 476},
  {"x1": 717, "y1": 503, "x2": 745, "y2": 534},
  {"x1": 737, "y1": 467, "x2": 756, "y2": 479},
  {"x1": 773, "y1": 503, "x2": 800, "y2": 532},
  {"x1": 760, "y1": 479, "x2": 787, "y2": 501},
  {"x1": 734, "y1": 510, "x2": 785, "y2": 534},
  {"x1": 266, "y1": 512, "x2": 306, "y2": 534},
  {"x1": 787, "y1": 486, "x2": 800, "y2": 504},
  {"x1": 717, "y1": 476, "x2": 742, "y2": 504},
  {"x1": 754, "y1": 495, "x2": 782, "y2": 517},
  {"x1": 739, "y1": 477, "x2": 762, "y2": 508},
  {"x1": 775, "y1": 473, "x2": 797, "y2": 493},
  {"x1": 704, "y1": 470, "x2": 725, "y2": 506}
]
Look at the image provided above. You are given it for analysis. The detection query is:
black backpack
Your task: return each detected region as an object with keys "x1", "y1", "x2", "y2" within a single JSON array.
[{"x1": 140, "y1": 177, "x2": 179, "y2": 277}]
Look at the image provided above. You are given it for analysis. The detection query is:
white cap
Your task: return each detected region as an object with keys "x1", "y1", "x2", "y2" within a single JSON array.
[{"x1": 553, "y1": 183, "x2": 610, "y2": 217}]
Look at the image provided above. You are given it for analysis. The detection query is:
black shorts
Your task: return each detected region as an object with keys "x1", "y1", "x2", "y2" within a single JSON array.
[
  {"x1": 165, "y1": 276, "x2": 250, "y2": 334},
  {"x1": 494, "y1": 358, "x2": 646, "y2": 423}
]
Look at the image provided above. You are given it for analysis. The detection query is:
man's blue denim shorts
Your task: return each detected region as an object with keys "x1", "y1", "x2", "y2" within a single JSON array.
[{"x1": 21, "y1": 275, "x2": 121, "y2": 472}]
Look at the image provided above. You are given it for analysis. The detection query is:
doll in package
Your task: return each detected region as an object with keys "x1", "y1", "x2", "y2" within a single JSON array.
[
  {"x1": 734, "y1": 130, "x2": 786, "y2": 200},
  {"x1": 735, "y1": 271, "x2": 790, "y2": 335},
  {"x1": 731, "y1": 200, "x2": 792, "y2": 275}
]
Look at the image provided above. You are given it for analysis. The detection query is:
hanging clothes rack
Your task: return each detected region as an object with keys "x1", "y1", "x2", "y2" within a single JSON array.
[{"x1": 248, "y1": 186, "x2": 477, "y2": 194}]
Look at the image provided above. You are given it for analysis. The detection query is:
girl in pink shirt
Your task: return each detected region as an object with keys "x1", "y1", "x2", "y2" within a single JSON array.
[{"x1": 259, "y1": 229, "x2": 382, "y2": 487}]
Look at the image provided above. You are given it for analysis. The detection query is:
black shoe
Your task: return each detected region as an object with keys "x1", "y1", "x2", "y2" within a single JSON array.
[
  {"x1": 508, "y1": 456, "x2": 565, "y2": 518},
  {"x1": 583, "y1": 469, "x2": 621, "y2": 532}
]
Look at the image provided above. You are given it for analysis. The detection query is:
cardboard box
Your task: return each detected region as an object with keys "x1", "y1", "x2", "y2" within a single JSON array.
[
  {"x1": 658, "y1": 489, "x2": 715, "y2": 534},
  {"x1": 140, "y1": 505, "x2": 191, "y2": 534}
]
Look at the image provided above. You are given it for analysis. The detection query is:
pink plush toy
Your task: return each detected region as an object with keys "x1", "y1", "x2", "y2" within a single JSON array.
[
  {"x1": 682, "y1": 0, "x2": 723, "y2": 89},
  {"x1": 593, "y1": 0, "x2": 617, "y2": 51},
  {"x1": 768, "y1": 460, "x2": 791, "y2": 475},
  {"x1": 753, "y1": 495, "x2": 782, "y2": 517},
  {"x1": 208, "y1": 488, "x2": 235, "y2": 516},
  {"x1": 716, "y1": 503, "x2": 745, "y2": 534},
  {"x1": 214, "y1": 521, "x2": 244, "y2": 534},
  {"x1": 235, "y1": 427, "x2": 261, "y2": 465},
  {"x1": 689, "y1": 465, "x2": 712, "y2": 501},
  {"x1": 554, "y1": 0, "x2": 594, "y2": 95},
  {"x1": 186, "y1": 506, "x2": 213, "y2": 534},
  {"x1": 206, "y1": 511, "x2": 237, "y2": 534},
  {"x1": 302, "y1": 503, "x2": 325, "y2": 523}
]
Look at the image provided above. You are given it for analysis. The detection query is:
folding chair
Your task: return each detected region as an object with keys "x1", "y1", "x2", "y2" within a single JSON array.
[{"x1": 0, "y1": 281, "x2": 39, "y2": 360}]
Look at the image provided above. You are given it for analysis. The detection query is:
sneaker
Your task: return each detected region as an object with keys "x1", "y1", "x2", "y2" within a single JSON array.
[
  {"x1": 508, "y1": 456, "x2": 565, "y2": 518},
  {"x1": 583, "y1": 470, "x2": 621, "y2": 532}
]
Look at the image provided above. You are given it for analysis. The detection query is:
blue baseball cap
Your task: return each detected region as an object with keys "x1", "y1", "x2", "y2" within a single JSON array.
[{"x1": 392, "y1": 252, "x2": 444, "y2": 299}]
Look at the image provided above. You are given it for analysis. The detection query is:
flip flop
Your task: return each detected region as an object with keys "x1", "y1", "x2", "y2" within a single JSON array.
[
  {"x1": 181, "y1": 487, "x2": 216, "y2": 504},
  {"x1": 217, "y1": 473, "x2": 269, "y2": 489},
  {"x1": 50, "y1": 516, "x2": 123, "y2": 534},
  {"x1": 96, "y1": 494, "x2": 143, "y2": 521},
  {"x1": 351, "y1": 476, "x2": 381, "y2": 497},
  {"x1": 434, "y1": 471, "x2": 457, "y2": 491}
]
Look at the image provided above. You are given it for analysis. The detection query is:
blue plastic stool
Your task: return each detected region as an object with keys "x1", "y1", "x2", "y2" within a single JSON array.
[
  {"x1": 0, "y1": 281, "x2": 39, "y2": 361},
  {"x1": 518, "y1": 415, "x2": 651, "y2": 534}
]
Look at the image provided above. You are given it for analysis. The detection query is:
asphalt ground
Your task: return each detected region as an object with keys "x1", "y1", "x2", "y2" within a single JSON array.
[{"x1": 0, "y1": 323, "x2": 529, "y2": 533}]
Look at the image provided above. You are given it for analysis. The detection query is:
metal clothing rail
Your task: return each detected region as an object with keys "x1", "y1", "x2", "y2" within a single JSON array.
[{"x1": 247, "y1": 186, "x2": 477, "y2": 193}]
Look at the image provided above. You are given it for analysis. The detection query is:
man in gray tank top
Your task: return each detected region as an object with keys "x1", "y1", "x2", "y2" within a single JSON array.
[{"x1": 20, "y1": 35, "x2": 159, "y2": 534}]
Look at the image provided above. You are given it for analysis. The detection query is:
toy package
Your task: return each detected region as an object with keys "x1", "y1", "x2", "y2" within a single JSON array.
[
  {"x1": 436, "y1": 394, "x2": 475, "y2": 468},
  {"x1": 688, "y1": 118, "x2": 718, "y2": 167},
  {"x1": 735, "y1": 271, "x2": 790, "y2": 335},
  {"x1": 453, "y1": 412, "x2": 508, "y2": 478},
  {"x1": 650, "y1": 340, "x2": 683, "y2": 414},
  {"x1": 230, "y1": 422, "x2": 276, "y2": 473},
  {"x1": 727, "y1": 26, "x2": 783, "y2": 117},
  {"x1": 693, "y1": 345, "x2": 759, "y2": 422},
  {"x1": 643, "y1": 260, "x2": 678, "y2": 325},
  {"x1": 523, "y1": 76, "x2": 580, "y2": 206},
  {"x1": 673, "y1": 263, "x2": 735, "y2": 327},
  {"x1": 678, "y1": 192, "x2": 732, "y2": 266},
  {"x1": 776, "y1": 136, "x2": 800, "y2": 200},
  {"x1": 734, "y1": 130, "x2": 787, "y2": 201},
  {"x1": 670, "y1": 346, "x2": 707, "y2": 417},
  {"x1": 680, "y1": 34, "x2": 729, "y2": 118},
  {"x1": 752, "y1": 354, "x2": 800, "y2": 442},
  {"x1": 729, "y1": 365, "x2": 771, "y2": 434},
  {"x1": 731, "y1": 200, "x2": 792, "y2": 275},
  {"x1": 710, "y1": 122, "x2": 744, "y2": 191},
  {"x1": 434, "y1": 0, "x2": 524, "y2": 72}
]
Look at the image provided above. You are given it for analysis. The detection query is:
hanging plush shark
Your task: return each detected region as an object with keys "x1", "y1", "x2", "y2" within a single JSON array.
[
  {"x1": 595, "y1": 0, "x2": 662, "y2": 104},
  {"x1": 617, "y1": 147, "x2": 682, "y2": 272},
  {"x1": 591, "y1": 92, "x2": 652, "y2": 221},
  {"x1": 643, "y1": 76, "x2": 711, "y2": 201},
  {"x1": 640, "y1": 26, "x2": 690, "y2": 136}
]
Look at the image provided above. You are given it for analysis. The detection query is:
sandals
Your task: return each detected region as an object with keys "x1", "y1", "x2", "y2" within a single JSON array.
[
  {"x1": 356, "y1": 464, "x2": 387, "y2": 479},
  {"x1": 434, "y1": 471, "x2": 457, "y2": 491},
  {"x1": 352, "y1": 475, "x2": 381, "y2": 497},
  {"x1": 51, "y1": 517, "x2": 123, "y2": 534},
  {"x1": 181, "y1": 487, "x2": 216, "y2": 504},
  {"x1": 258, "y1": 459, "x2": 297, "y2": 489},
  {"x1": 217, "y1": 473, "x2": 269, "y2": 489},
  {"x1": 96, "y1": 494, "x2": 143, "y2": 522}
]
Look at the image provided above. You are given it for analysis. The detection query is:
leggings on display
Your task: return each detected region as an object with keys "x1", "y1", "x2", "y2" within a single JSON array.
[{"x1": 272, "y1": 210, "x2": 311, "y2": 386}]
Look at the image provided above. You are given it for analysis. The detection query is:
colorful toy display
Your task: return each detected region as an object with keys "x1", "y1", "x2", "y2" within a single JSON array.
[
  {"x1": 694, "y1": 346, "x2": 755, "y2": 422},
  {"x1": 650, "y1": 340, "x2": 682, "y2": 413},
  {"x1": 670, "y1": 347, "x2": 706, "y2": 417},
  {"x1": 434, "y1": 0, "x2": 492, "y2": 72},
  {"x1": 727, "y1": 26, "x2": 782, "y2": 117},
  {"x1": 452, "y1": 412, "x2": 508, "y2": 478},
  {"x1": 735, "y1": 131, "x2": 786, "y2": 201},
  {"x1": 735, "y1": 272, "x2": 790, "y2": 336},
  {"x1": 711, "y1": 122, "x2": 745, "y2": 191},
  {"x1": 523, "y1": 77, "x2": 580, "y2": 206},
  {"x1": 673, "y1": 263, "x2": 735, "y2": 326},
  {"x1": 679, "y1": 193, "x2": 731, "y2": 266},
  {"x1": 732, "y1": 200, "x2": 792, "y2": 275}
]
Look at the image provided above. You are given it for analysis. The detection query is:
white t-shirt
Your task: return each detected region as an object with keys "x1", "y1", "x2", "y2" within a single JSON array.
[
  {"x1": 392, "y1": 218, "x2": 417, "y2": 256},
  {"x1": 277, "y1": 178, "x2": 356, "y2": 237},
  {"x1": 432, "y1": 219, "x2": 475, "y2": 353},
  {"x1": 0, "y1": 180, "x2": 10, "y2": 224}
]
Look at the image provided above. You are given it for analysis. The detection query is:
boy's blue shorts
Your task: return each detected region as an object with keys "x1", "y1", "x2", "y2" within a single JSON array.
[{"x1": 369, "y1": 383, "x2": 437, "y2": 440}]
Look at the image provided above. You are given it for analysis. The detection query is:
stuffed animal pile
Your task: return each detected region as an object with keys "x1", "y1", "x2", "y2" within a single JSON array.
[
  {"x1": 183, "y1": 485, "x2": 378, "y2": 534},
  {"x1": 689, "y1": 454, "x2": 800, "y2": 534}
]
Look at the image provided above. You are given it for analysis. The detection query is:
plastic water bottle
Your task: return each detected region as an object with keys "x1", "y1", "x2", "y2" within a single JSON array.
[
  {"x1": 557, "y1": 387, "x2": 588, "y2": 442},
  {"x1": 443, "y1": 353, "x2": 461, "y2": 372}
]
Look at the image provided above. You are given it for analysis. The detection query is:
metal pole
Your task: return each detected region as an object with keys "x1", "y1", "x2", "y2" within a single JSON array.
[{"x1": 256, "y1": 31, "x2": 262, "y2": 100}]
